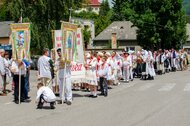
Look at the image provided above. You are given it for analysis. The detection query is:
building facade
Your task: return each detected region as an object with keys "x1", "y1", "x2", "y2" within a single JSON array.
[
  {"x1": 93, "y1": 21, "x2": 141, "y2": 52},
  {"x1": 0, "y1": 21, "x2": 14, "y2": 45},
  {"x1": 75, "y1": 0, "x2": 101, "y2": 14}
]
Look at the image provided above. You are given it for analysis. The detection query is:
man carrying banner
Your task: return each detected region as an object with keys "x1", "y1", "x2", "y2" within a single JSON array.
[
  {"x1": 10, "y1": 60, "x2": 26, "y2": 104},
  {"x1": 56, "y1": 48, "x2": 72, "y2": 105},
  {"x1": 38, "y1": 48, "x2": 52, "y2": 86}
]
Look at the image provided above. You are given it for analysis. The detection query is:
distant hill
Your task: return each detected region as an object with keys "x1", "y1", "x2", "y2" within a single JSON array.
[{"x1": 183, "y1": 0, "x2": 190, "y2": 15}]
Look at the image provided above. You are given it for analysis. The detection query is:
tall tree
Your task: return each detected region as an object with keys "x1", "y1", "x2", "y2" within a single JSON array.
[
  {"x1": 111, "y1": 0, "x2": 127, "y2": 21},
  {"x1": 117, "y1": 0, "x2": 187, "y2": 49},
  {"x1": 1, "y1": 0, "x2": 83, "y2": 54},
  {"x1": 99, "y1": 0, "x2": 110, "y2": 16}
]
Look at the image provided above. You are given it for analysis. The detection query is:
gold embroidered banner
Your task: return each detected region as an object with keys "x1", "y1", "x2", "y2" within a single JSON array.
[
  {"x1": 61, "y1": 21, "x2": 78, "y2": 63},
  {"x1": 10, "y1": 23, "x2": 31, "y2": 61}
]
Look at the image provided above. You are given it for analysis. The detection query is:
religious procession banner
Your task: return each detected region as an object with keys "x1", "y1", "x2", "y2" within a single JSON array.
[
  {"x1": 71, "y1": 28, "x2": 86, "y2": 82},
  {"x1": 53, "y1": 30, "x2": 63, "y2": 61},
  {"x1": 60, "y1": 22, "x2": 86, "y2": 83},
  {"x1": 61, "y1": 21, "x2": 78, "y2": 62},
  {"x1": 10, "y1": 23, "x2": 31, "y2": 61}
]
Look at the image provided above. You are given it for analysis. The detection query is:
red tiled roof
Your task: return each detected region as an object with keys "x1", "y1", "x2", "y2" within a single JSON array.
[{"x1": 90, "y1": 0, "x2": 101, "y2": 5}]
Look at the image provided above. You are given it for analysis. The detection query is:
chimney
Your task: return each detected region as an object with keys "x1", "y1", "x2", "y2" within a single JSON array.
[{"x1": 111, "y1": 33, "x2": 117, "y2": 49}]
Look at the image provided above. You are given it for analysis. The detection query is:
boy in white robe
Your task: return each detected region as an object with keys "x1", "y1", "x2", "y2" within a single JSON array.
[
  {"x1": 36, "y1": 83, "x2": 56, "y2": 109},
  {"x1": 55, "y1": 48, "x2": 72, "y2": 105}
]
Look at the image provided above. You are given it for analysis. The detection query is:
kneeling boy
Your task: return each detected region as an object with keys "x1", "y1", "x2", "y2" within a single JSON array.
[{"x1": 36, "y1": 83, "x2": 56, "y2": 109}]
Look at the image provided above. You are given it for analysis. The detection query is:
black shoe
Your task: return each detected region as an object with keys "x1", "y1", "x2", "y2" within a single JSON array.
[
  {"x1": 88, "y1": 95, "x2": 93, "y2": 97},
  {"x1": 37, "y1": 103, "x2": 43, "y2": 109},
  {"x1": 92, "y1": 95, "x2": 97, "y2": 98},
  {"x1": 66, "y1": 101, "x2": 72, "y2": 105},
  {"x1": 26, "y1": 96, "x2": 30, "y2": 99},
  {"x1": 108, "y1": 87, "x2": 112, "y2": 89},
  {"x1": 37, "y1": 106, "x2": 43, "y2": 109},
  {"x1": 23, "y1": 99, "x2": 31, "y2": 103},
  {"x1": 104, "y1": 93, "x2": 108, "y2": 97},
  {"x1": 50, "y1": 102, "x2": 55, "y2": 109},
  {"x1": 14, "y1": 100, "x2": 19, "y2": 104},
  {"x1": 99, "y1": 93, "x2": 104, "y2": 96}
]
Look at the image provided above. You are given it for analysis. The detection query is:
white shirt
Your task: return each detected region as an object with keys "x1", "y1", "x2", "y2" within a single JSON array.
[
  {"x1": 0, "y1": 56, "x2": 5, "y2": 75},
  {"x1": 123, "y1": 56, "x2": 131, "y2": 69},
  {"x1": 36, "y1": 86, "x2": 56, "y2": 102},
  {"x1": 55, "y1": 59, "x2": 71, "y2": 78},
  {"x1": 11, "y1": 61, "x2": 26, "y2": 75},
  {"x1": 38, "y1": 55, "x2": 51, "y2": 79},
  {"x1": 98, "y1": 63, "x2": 109, "y2": 78}
]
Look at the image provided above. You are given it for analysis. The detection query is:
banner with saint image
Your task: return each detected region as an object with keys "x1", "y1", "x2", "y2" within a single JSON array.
[
  {"x1": 10, "y1": 23, "x2": 31, "y2": 61},
  {"x1": 61, "y1": 21, "x2": 78, "y2": 63}
]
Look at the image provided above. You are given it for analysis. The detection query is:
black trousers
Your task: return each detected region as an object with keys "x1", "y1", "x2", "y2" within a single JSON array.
[
  {"x1": 38, "y1": 94, "x2": 54, "y2": 107},
  {"x1": 99, "y1": 77, "x2": 108, "y2": 95},
  {"x1": 13, "y1": 75, "x2": 25, "y2": 101}
]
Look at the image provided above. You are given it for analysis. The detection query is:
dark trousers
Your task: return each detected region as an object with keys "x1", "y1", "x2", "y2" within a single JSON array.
[
  {"x1": 24, "y1": 71, "x2": 30, "y2": 98},
  {"x1": 38, "y1": 94, "x2": 54, "y2": 108},
  {"x1": 13, "y1": 75, "x2": 25, "y2": 101},
  {"x1": 99, "y1": 77, "x2": 108, "y2": 95}
]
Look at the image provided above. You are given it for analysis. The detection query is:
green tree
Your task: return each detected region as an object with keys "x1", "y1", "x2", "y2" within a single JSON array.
[
  {"x1": 111, "y1": 0, "x2": 127, "y2": 21},
  {"x1": 0, "y1": 0, "x2": 83, "y2": 54},
  {"x1": 114, "y1": 0, "x2": 187, "y2": 49},
  {"x1": 99, "y1": 0, "x2": 110, "y2": 16}
]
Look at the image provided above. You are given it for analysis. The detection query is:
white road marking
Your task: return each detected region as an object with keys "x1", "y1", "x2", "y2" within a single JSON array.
[
  {"x1": 158, "y1": 83, "x2": 176, "y2": 91},
  {"x1": 184, "y1": 83, "x2": 190, "y2": 91},
  {"x1": 138, "y1": 83, "x2": 155, "y2": 91}
]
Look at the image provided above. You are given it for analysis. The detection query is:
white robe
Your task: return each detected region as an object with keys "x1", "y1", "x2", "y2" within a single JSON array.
[
  {"x1": 106, "y1": 57, "x2": 114, "y2": 80},
  {"x1": 86, "y1": 58, "x2": 98, "y2": 86}
]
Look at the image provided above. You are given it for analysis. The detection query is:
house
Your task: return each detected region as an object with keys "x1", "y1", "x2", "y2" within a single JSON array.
[
  {"x1": 93, "y1": 21, "x2": 141, "y2": 51},
  {"x1": 75, "y1": 0, "x2": 101, "y2": 14},
  {"x1": 0, "y1": 21, "x2": 14, "y2": 45},
  {"x1": 89, "y1": 0, "x2": 101, "y2": 14}
]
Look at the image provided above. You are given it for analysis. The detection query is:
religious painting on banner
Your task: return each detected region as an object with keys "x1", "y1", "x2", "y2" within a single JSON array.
[
  {"x1": 10, "y1": 23, "x2": 31, "y2": 61},
  {"x1": 61, "y1": 21, "x2": 78, "y2": 63}
]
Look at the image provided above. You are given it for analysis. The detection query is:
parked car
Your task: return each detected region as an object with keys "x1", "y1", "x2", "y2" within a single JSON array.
[{"x1": 30, "y1": 55, "x2": 40, "y2": 70}]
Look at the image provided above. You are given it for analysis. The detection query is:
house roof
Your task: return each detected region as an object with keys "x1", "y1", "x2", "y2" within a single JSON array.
[
  {"x1": 0, "y1": 21, "x2": 14, "y2": 38},
  {"x1": 90, "y1": 0, "x2": 101, "y2": 6},
  {"x1": 94, "y1": 21, "x2": 137, "y2": 41}
]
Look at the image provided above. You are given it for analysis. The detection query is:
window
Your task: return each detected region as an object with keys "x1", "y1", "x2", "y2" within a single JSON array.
[{"x1": 125, "y1": 47, "x2": 135, "y2": 52}]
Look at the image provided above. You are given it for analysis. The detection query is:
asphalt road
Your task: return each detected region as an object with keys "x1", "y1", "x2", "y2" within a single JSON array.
[{"x1": 0, "y1": 69, "x2": 190, "y2": 126}]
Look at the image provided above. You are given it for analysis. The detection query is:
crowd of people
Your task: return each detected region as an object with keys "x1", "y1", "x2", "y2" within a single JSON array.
[
  {"x1": 0, "y1": 47, "x2": 189, "y2": 109},
  {"x1": 0, "y1": 49, "x2": 30, "y2": 104}
]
